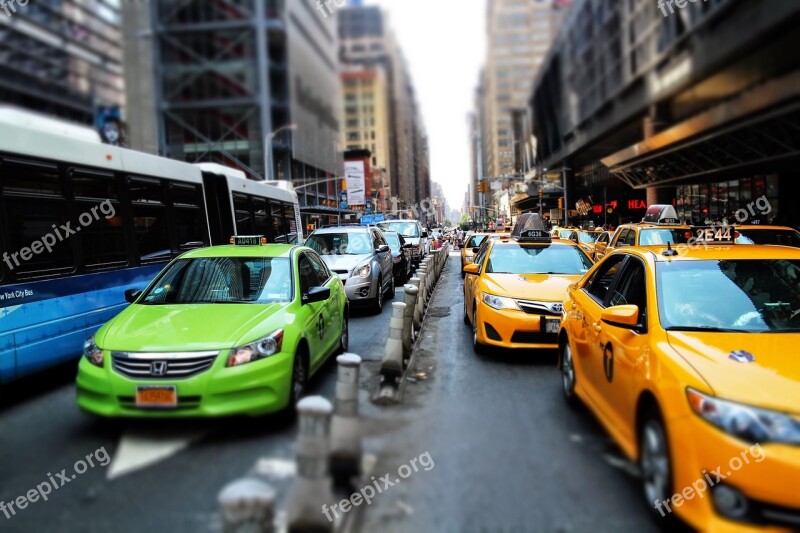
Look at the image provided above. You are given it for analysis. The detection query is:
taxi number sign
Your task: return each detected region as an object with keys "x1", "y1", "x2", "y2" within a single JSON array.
[
  {"x1": 694, "y1": 227, "x2": 734, "y2": 244},
  {"x1": 521, "y1": 230, "x2": 547, "y2": 238},
  {"x1": 234, "y1": 236, "x2": 262, "y2": 246},
  {"x1": 135, "y1": 386, "x2": 177, "y2": 408}
]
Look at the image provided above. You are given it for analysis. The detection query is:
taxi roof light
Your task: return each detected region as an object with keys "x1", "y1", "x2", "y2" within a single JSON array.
[
  {"x1": 510, "y1": 213, "x2": 552, "y2": 243},
  {"x1": 642, "y1": 205, "x2": 681, "y2": 225},
  {"x1": 231, "y1": 235, "x2": 267, "y2": 246}
]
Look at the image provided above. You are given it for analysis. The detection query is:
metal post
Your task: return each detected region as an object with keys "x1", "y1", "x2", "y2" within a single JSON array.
[{"x1": 563, "y1": 166, "x2": 569, "y2": 227}]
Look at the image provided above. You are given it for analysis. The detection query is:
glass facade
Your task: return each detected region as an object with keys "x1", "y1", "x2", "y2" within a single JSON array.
[{"x1": 675, "y1": 175, "x2": 780, "y2": 224}]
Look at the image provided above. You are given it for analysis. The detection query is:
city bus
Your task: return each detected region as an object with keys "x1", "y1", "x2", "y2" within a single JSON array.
[{"x1": 0, "y1": 107, "x2": 301, "y2": 385}]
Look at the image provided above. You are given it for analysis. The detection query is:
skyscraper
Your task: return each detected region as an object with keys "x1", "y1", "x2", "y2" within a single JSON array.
[{"x1": 0, "y1": 0, "x2": 124, "y2": 126}]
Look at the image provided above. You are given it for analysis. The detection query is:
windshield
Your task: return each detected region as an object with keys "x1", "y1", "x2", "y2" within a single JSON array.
[
  {"x1": 657, "y1": 260, "x2": 800, "y2": 332},
  {"x1": 736, "y1": 229, "x2": 800, "y2": 248},
  {"x1": 305, "y1": 232, "x2": 372, "y2": 255},
  {"x1": 141, "y1": 257, "x2": 293, "y2": 305},
  {"x1": 557, "y1": 230, "x2": 574, "y2": 239},
  {"x1": 639, "y1": 228, "x2": 691, "y2": 245},
  {"x1": 579, "y1": 232, "x2": 600, "y2": 243},
  {"x1": 378, "y1": 221, "x2": 419, "y2": 238},
  {"x1": 485, "y1": 244, "x2": 593, "y2": 275},
  {"x1": 466, "y1": 234, "x2": 487, "y2": 248},
  {"x1": 383, "y1": 233, "x2": 401, "y2": 250}
]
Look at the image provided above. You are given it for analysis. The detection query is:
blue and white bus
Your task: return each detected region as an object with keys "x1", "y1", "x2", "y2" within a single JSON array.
[{"x1": 0, "y1": 108, "x2": 301, "y2": 384}]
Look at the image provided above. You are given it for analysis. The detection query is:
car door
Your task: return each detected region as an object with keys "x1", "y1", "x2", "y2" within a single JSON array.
[
  {"x1": 307, "y1": 251, "x2": 341, "y2": 360},
  {"x1": 593, "y1": 256, "x2": 650, "y2": 446},
  {"x1": 297, "y1": 253, "x2": 327, "y2": 368},
  {"x1": 569, "y1": 254, "x2": 628, "y2": 408},
  {"x1": 373, "y1": 229, "x2": 392, "y2": 287}
]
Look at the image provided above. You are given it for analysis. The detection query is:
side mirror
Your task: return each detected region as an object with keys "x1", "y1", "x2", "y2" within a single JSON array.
[
  {"x1": 125, "y1": 289, "x2": 142, "y2": 304},
  {"x1": 377, "y1": 245, "x2": 390, "y2": 253},
  {"x1": 302, "y1": 286, "x2": 330, "y2": 305},
  {"x1": 463, "y1": 263, "x2": 480, "y2": 276},
  {"x1": 601, "y1": 305, "x2": 641, "y2": 329},
  {"x1": 472, "y1": 247, "x2": 480, "y2": 254}
]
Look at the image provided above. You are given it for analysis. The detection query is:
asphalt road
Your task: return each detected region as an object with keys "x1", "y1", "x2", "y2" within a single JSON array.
[
  {"x1": 0, "y1": 287, "x2": 399, "y2": 532},
  {"x1": 359, "y1": 251, "x2": 664, "y2": 533}
]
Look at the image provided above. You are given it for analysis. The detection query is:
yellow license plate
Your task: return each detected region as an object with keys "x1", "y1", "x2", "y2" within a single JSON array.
[{"x1": 135, "y1": 386, "x2": 177, "y2": 408}]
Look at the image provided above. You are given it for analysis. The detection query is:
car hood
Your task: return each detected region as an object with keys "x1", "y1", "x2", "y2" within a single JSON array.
[
  {"x1": 99, "y1": 303, "x2": 286, "y2": 352},
  {"x1": 482, "y1": 273, "x2": 583, "y2": 301},
  {"x1": 320, "y1": 254, "x2": 371, "y2": 272},
  {"x1": 667, "y1": 331, "x2": 800, "y2": 413}
]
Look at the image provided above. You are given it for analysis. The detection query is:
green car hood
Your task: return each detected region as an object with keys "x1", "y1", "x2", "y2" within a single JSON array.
[{"x1": 98, "y1": 303, "x2": 287, "y2": 352}]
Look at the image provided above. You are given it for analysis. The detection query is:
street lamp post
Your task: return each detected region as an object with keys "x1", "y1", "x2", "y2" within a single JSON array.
[{"x1": 264, "y1": 124, "x2": 297, "y2": 181}]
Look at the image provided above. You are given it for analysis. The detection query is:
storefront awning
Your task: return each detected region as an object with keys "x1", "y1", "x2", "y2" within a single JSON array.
[{"x1": 602, "y1": 71, "x2": 800, "y2": 189}]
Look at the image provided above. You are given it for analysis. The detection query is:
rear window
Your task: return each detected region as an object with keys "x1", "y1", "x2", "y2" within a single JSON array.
[{"x1": 737, "y1": 229, "x2": 800, "y2": 248}]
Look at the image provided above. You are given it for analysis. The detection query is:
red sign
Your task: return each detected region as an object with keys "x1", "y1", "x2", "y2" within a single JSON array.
[
  {"x1": 628, "y1": 200, "x2": 647, "y2": 210},
  {"x1": 593, "y1": 205, "x2": 603, "y2": 214}
]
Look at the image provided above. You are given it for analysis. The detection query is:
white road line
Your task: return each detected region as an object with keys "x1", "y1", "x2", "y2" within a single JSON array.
[{"x1": 107, "y1": 430, "x2": 205, "y2": 480}]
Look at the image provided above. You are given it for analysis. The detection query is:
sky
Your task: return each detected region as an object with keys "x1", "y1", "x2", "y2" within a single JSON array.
[{"x1": 369, "y1": 0, "x2": 487, "y2": 211}]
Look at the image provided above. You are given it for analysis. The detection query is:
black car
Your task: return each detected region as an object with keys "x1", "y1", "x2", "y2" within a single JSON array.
[{"x1": 383, "y1": 231, "x2": 414, "y2": 285}]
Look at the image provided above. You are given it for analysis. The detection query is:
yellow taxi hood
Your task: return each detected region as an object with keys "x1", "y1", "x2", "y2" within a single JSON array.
[
  {"x1": 482, "y1": 273, "x2": 582, "y2": 301},
  {"x1": 667, "y1": 331, "x2": 800, "y2": 413}
]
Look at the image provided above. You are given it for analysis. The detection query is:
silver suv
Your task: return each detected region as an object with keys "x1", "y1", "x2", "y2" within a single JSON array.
[{"x1": 304, "y1": 226, "x2": 395, "y2": 313}]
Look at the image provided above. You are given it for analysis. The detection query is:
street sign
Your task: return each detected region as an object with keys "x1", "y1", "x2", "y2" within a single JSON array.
[{"x1": 339, "y1": 190, "x2": 348, "y2": 210}]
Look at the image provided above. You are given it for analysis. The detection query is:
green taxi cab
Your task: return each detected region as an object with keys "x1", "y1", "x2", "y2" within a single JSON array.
[{"x1": 76, "y1": 237, "x2": 348, "y2": 417}]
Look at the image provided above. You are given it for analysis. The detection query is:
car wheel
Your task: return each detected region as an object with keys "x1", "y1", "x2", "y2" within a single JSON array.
[
  {"x1": 290, "y1": 344, "x2": 309, "y2": 407},
  {"x1": 372, "y1": 276, "x2": 384, "y2": 314},
  {"x1": 338, "y1": 312, "x2": 349, "y2": 354},
  {"x1": 639, "y1": 408, "x2": 676, "y2": 523},
  {"x1": 560, "y1": 340, "x2": 578, "y2": 407},
  {"x1": 472, "y1": 304, "x2": 486, "y2": 355},
  {"x1": 463, "y1": 298, "x2": 470, "y2": 325},
  {"x1": 387, "y1": 273, "x2": 396, "y2": 299}
]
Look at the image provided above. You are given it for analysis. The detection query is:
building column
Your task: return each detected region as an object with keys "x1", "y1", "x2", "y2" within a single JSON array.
[{"x1": 644, "y1": 106, "x2": 675, "y2": 206}]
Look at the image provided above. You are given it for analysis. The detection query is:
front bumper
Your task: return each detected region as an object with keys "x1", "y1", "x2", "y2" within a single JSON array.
[
  {"x1": 76, "y1": 349, "x2": 293, "y2": 417},
  {"x1": 341, "y1": 275, "x2": 378, "y2": 303},
  {"x1": 664, "y1": 414, "x2": 800, "y2": 532},
  {"x1": 475, "y1": 302, "x2": 560, "y2": 350}
]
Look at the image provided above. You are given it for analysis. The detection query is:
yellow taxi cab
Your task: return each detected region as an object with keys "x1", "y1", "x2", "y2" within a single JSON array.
[
  {"x1": 594, "y1": 205, "x2": 691, "y2": 261},
  {"x1": 577, "y1": 229, "x2": 606, "y2": 257},
  {"x1": 460, "y1": 232, "x2": 510, "y2": 277},
  {"x1": 463, "y1": 214, "x2": 593, "y2": 354},
  {"x1": 736, "y1": 224, "x2": 800, "y2": 248},
  {"x1": 558, "y1": 228, "x2": 800, "y2": 531}
]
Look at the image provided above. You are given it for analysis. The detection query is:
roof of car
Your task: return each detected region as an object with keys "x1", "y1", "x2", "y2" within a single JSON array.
[
  {"x1": 736, "y1": 225, "x2": 798, "y2": 231},
  {"x1": 618, "y1": 244, "x2": 800, "y2": 262},
  {"x1": 182, "y1": 244, "x2": 296, "y2": 259},
  {"x1": 310, "y1": 225, "x2": 371, "y2": 234}
]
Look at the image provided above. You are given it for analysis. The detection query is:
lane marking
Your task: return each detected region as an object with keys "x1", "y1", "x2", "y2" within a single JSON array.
[{"x1": 107, "y1": 429, "x2": 206, "y2": 480}]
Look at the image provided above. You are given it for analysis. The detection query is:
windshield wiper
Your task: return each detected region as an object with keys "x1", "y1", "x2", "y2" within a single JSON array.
[
  {"x1": 208, "y1": 300, "x2": 253, "y2": 304},
  {"x1": 665, "y1": 326, "x2": 752, "y2": 333}
]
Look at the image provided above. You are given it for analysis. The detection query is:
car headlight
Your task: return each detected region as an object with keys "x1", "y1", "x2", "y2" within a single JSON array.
[
  {"x1": 687, "y1": 388, "x2": 800, "y2": 444},
  {"x1": 481, "y1": 292, "x2": 521, "y2": 311},
  {"x1": 354, "y1": 263, "x2": 371, "y2": 277},
  {"x1": 83, "y1": 334, "x2": 104, "y2": 367},
  {"x1": 227, "y1": 329, "x2": 284, "y2": 367}
]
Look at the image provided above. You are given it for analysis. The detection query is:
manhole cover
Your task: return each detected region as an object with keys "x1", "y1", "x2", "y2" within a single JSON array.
[{"x1": 427, "y1": 307, "x2": 451, "y2": 317}]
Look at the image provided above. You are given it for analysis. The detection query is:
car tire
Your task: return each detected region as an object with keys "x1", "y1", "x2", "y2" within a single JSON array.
[
  {"x1": 560, "y1": 339, "x2": 579, "y2": 408},
  {"x1": 387, "y1": 273, "x2": 396, "y2": 299},
  {"x1": 290, "y1": 343, "x2": 309, "y2": 408},
  {"x1": 472, "y1": 303, "x2": 486, "y2": 355},
  {"x1": 639, "y1": 407, "x2": 677, "y2": 525},
  {"x1": 372, "y1": 276, "x2": 384, "y2": 314},
  {"x1": 338, "y1": 311, "x2": 349, "y2": 354},
  {"x1": 463, "y1": 298, "x2": 470, "y2": 325}
]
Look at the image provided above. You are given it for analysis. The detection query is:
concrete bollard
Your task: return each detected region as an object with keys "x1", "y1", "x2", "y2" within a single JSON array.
[
  {"x1": 402, "y1": 285, "x2": 419, "y2": 357},
  {"x1": 417, "y1": 269, "x2": 428, "y2": 309},
  {"x1": 287, "y1": 396, "x2": 334, "y2": 533},
  {"x1": 409, "y1": 277, "x2": 423, "y2": 331},
  {"x1": 431, "y1": 250, "x2": 440, "y2": 280},
  {"x1": 379, "y1": 302, "x2": 406, "y2": 383},
  {"x1": 330, "y1": 353, "x2": 362, "y2": 487},
  {"x1": 219, "y1": 478, "x2": 276, "y2": 533}
]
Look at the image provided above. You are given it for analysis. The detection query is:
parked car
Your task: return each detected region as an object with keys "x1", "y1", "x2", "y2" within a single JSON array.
[
  {"x1": 305, "y1": 226, "x2": 395, "y2": 313},
  {"x1": 383, "y1": 231, "x2": 414, "y2": 284},
  {"x1": 377, "y1": 220, "x2": 429, "y2": 265}
]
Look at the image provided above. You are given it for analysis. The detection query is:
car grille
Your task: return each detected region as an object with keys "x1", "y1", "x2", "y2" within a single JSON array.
[
  {"x1": 112, "y1": 351, "x2": 218, "y2": 379},
  {"x1": 510, "y1": 331, "x2": 558, "y2": 344},
  {"x1": 516, "y1": 300, "x2": 562, "y2": 316},
  {"x1": 484, "y1": 323, "x2": 503, "y2": 341}
]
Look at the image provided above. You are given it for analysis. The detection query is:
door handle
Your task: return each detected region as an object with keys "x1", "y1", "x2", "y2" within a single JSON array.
[{"x1": 592, "y1": 322, "x2": 602, "y2": 333}]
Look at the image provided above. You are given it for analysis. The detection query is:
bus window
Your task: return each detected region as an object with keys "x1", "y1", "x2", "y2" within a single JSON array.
[
  {"x1": 171, "y1": 183, "x2": 207, "y2": 250},
  {"x1": 234, "y1": 193, "x2": 253, "y2": 235},
  {"x1": 2, "y1": 163, "x2": 75, "y2": 276},
  {"x1": 128, "y1": 177, "x2": 171, "y2": 262},
  {"x1": 71, "y1": 170, "x2": 126, "y2": 268},
  {"x1": 253, "y1": 198, "x2": 270, "y2": 239},
  {"x1": 270, "y1": 201, "x2": 284, "y2": 241},
  {"x1": 283, "y1": 203, "x2": 297, "y2": 239}
]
